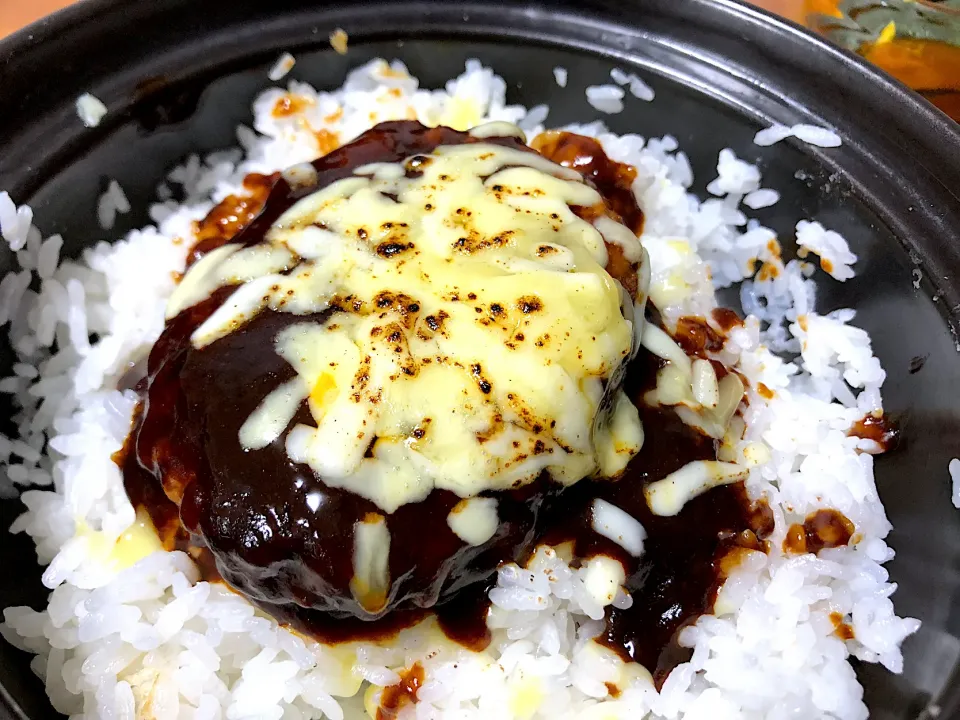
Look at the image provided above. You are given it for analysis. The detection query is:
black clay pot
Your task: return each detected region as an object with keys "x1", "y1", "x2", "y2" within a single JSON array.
[{"x1": 0, "y1": 1, "x2": 958, "y2": 718}]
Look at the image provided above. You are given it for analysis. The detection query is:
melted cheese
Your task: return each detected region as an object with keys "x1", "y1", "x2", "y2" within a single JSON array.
[
  {"x1": 591, "y1": 498, "x2": 646, "y2": 557},
  {"x1": 508, "y1": 673, "x2": 544, "y2": 719},
  {"x1": 351, "y1": 513, "x2": 391, "y2": 613},
  {"x1": 582, "y1": 555, "x2": 626, "y2": 608},
  {"x1": 169, "y1": 131, "x2": 646, "y2": 512},
  {"x1": 644, "y1": 460, "x2": 748, "y2": 517},
  {"x1": 76, "y1": 507, "x2": 164, "y2": 572},
  {"x1": 447, "y1": 497, "x2": 499, "y2": 546}
]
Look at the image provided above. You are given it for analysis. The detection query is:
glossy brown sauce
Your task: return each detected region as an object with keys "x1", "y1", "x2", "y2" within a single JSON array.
[
  {"x1": 673, "y1": 316, "x2": 727, "y2": 357},
  {"x1": 531, "y1": 131, "x2": 644, "y2": 236},
  {"x1": 783, "y1": 509, "x2": 855, "y2": 555},
  {"x1": 830, "y1": 611, "x2": 855, "y2": 641},
  {"x1": 711, "y1": 307, "x2": 743, "y2": 333},
  {"x1": 192, "y1": 173, "x2": 276, "y2": 263},
  {"x1": 531, "y1": 130, "x2": 647, "y2": 301},
  {"x1": 848, "y1": 413, "x2": 901, "y2": 453},
  {"x1": 378, "y1": 663, "x2": 424, "y2": 720},
  {"x1": 670, "y1": 314, "x2": 739, "y2": 384},
  {"x1": 120, "y1": 120, "x2": 771, "y2": 686}
]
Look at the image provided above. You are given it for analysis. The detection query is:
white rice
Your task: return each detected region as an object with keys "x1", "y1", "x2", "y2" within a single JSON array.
[
  {"x1": 706, "y1": 149, "x2": 760, "y2": 196},
  {"x1": 0, "y1": 58, "x2": 919, "y2": 720},
  {"x1": 742, "y1": 188, "x2": 779, "y2": 210},
  {"x1": 553, "y1": 67, "x2": 568, "y2": 88},
  {"x1": 269, "y1": 53, "x2": 296, "y2": 82},
  {"x1": 0, "y1": 190, "x2": 34, "y2": 251},
  {"x1": 96, "y1": 181, "x2": 131, "y2": 231},
  {"x1": 610, "y1": 68, "x2": 655, "y2": 102},
  {"x1": 796, "y1": 220, "x2": 858, "y2": 281},
  {"x1": 950, "y1": 459, "x2": 960, "y2": 509},
  {"x1": 585, "y1": 84, "x2": 625, "y2": 114},
  {"x1": 519, "y1": 103, "x2": 549, "y2": 132},
  {"x1": 75, "y1": 93, "x2": 108, "y2": 129},
  {"x1": 753, "y1": 123, "x2": 794, "y2": 147},
  {"x1": 754, "y1": 122, "x2": 842, "y2": 148},
  {"x1": 792, "y1": 124, "x2": 843, "y2": 148}
]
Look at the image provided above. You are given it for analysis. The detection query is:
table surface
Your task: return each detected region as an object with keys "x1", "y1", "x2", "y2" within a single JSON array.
[{"x1": 0, "y1": 0, "x2": 76, "y2": 36}]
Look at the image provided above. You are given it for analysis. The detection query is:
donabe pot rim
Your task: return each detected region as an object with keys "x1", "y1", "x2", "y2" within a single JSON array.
[{"x1": 0, "y1": 1, "x2": 959, "y2": 720}]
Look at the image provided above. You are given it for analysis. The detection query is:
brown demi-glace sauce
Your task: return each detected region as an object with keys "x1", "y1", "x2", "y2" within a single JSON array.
[
  {"x1": 530, "y1": 131, "x2": 644, "y2": 236},
  {"x1": 673, "y1": 310, "x2": 743, "y2": 358},
  {"x1": 783, "y1": 509, "x2": 855, "y2": 555},
  {"x1": 193, "y1": 172, "x2": 276, "y2": 254},
  {"x1": 377, "y1": 663, "x2": 425, "y2": 720},
  {"x1": 848, "y1": 413, "x2": 901, "y2": 453},
  {"x1": 120, "y1": 120, "x2": 793, "y2": 686},
  {"x1": 830, "y1": 611, "x2": 856, "y2": 641}
]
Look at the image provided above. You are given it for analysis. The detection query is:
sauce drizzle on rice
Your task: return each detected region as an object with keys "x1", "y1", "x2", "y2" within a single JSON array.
[
  {"x1": 531, "y1": 130, "x2": 645, "y2": 236},
  {"x1": 830, "y1": 611, "x2": 856, "y2": 641},
  {"x1": 848, "y1": 412, "x2": 901, "y2": 453},
  {"x1": 192, "y1": 172, "x2": 276, "y2": 261},
  {"x1": 783, "y1": 509, "x2": 855, "y2": 555},
  {"x1": 378, "y1": 663, "x2": 425, "y2": 720}
]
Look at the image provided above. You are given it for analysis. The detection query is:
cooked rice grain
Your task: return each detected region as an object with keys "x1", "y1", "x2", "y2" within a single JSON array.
[
  {"x1": 76, "y1": 93, "x2": 108, "y2": 128},
  {"x1": 586, "y1": 84, "x2": 625, "y2": 114}
]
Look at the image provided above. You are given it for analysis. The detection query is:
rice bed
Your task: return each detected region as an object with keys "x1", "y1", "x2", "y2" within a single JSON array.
[{"x1": 0, "y1": 58, "x2": 919, "y2": 720}]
